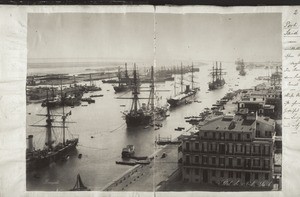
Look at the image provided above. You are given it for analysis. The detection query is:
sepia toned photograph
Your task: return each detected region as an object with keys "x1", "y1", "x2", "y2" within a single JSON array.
[{"x1": 26, "y1": 12, "x2": 282, "y2": 192}]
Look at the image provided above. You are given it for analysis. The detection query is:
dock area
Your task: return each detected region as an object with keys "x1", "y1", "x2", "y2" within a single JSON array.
[{"x1": 103, "y1": 144, "x2": 180, "y2": 191}]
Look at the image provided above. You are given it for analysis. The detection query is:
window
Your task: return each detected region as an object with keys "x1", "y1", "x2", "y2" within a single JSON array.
[
  {"x1": 254, "y1": 159, "x2": 260, "y2": 166},
  {"x1": 265, "y1": 145, "x2": 270, "y2": 155},
  {"x1": 236, "y1": 172, "x2": 241, "y2": 178},
  {"x1": 228, "y1": 158, "x2": 233, "y2": 167},
  {"x1": 195, "y1": 142, "x2": 199, "y2": 150},
  {"x1": 264, "y1": 159, "x2": 270, "y2": 169},
  {"x1": 238, "y1": 134, "x2": 241, "y2": 140},
  {"x1": 229, "y1": 171, "x2": 233, "y2": 178},
  {"x1": 213, "y1": 132, "x2": 216, "y2": 139},
  {"x1": 203, "y1": 156, "x2": 208, "y2": 164},
  {"x1": 212, "y1": 157, "x2": 216, "y2": 165},
  {"x1": 195, "y1": 169, "x2": 199, "y2": 175},
  {"x1": 212, "y1": 170, "x2": 216, "y2": 177},
  {"x1": 186, "y1": 168, "x2": 190, "y2": 175},
  {"x1": 219, "y1": 157, "x2": 225, "y2": 166},
  {"x1": 255, "y1": 173, "x2": 258, "y2": 179},
  {"x1": 195, "y1": 156, "x2": 199, "y2": 163},
  {"x1": 237, "y1": 158, "x2": 241, "y2": 166},
  {"x1": 229, "y1": 133, "x2": 232, "y2": 140},
  {"x1": 246, "y1": 134, "x2": 250, "y2": 139},
  {"x1": 221, "y1": 171, "x2": 224, "y2": 177},
  {"x1": 204, "y1": 132, "x2": 207, "y2": 137},
  {"x1": 265, "y1": 173, "x2": 269, "y2": 180}
]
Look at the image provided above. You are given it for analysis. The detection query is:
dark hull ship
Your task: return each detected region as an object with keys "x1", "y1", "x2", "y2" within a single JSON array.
[
  {"x1": 208, "y1": 61, "x2": 226, "y2": 90},
  {"x1": 114, "y1": 63, "x2": 132, "y2": 93},
  {"x1": 125, "y1": 64, "x2": 153, "y2": 127},
  {"x1": 239, "y1": 60, "x2": 246, "y2": 76},
  {"x1": 84, "y1": 73, "x2": 102, "y2": 92},
  {"x1": 26, "y1": 85, "x2": 79, "y2": 171},
  {"x1": 167, "y1": 63, "x2": 199, "y2": 107}
]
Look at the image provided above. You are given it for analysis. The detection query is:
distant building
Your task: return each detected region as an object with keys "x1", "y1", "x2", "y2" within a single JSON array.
[
  {"x1": 237, "y1": 84, "x2": 281, "y2": 118},
  {"x1": 179, "y1": 112, "x2": 276, "y2": 189}
]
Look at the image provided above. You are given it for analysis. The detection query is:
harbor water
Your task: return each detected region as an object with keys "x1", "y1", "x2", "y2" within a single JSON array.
[{"x1": 26, "y1": 63, "x2": 274, "y2": 191}]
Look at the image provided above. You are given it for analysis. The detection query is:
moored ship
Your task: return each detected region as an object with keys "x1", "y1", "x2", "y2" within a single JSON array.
[
  {"x1": 239, "y1": 59, "x2": 246, "y2": 76},
  {"x1": 125, "y1": 64, "x2": 153, "y2": 127},
  {"x1": 26, "y1": 85, "x2": 79, "y2": 171},
  {"x1": 113, "y1": 63, "x2": 132, "y2": 93},
  {"x1": 167, "y1": 63, "x2": 199, "y2": 107},
  {"x1": 208, "y1": 61, "x2": 226, "y2": 90}
]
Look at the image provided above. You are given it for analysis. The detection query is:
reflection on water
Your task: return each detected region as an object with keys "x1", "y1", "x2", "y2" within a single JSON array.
[{"x1": 26, "y1": 63, "x2": 273, "y2": 191}]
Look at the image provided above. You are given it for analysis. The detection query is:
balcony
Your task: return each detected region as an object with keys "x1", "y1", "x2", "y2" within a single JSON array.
[{"x1": 182, "y1": 162, "x2": 271, "y2": 172}]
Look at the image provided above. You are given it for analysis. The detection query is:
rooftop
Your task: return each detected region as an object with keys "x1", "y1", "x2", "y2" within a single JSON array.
[{"x1": 200, "y1": 114, "x2": 256, "y2": 133}]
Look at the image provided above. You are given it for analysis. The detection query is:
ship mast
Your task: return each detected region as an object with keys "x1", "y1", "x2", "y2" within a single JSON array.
[
  {"x1": 125, "y1": 63, "x2": 129, "y2": 79},
  {"x1": 148, "y1": 66, "x2": 155, "y2": 111},
  {"x1": 219, "y1": 62, "x2": 222, "y2": 80},
  {"x1": 215, "y1": 61, "x2": 219, "y2": 82},
  {"x1": 118, "y1": 66, "x2": 121, "y2": 86},
  {"x1": 212, "y1": 65, "x2": 215, "y2": 83},
  {"x1": 45, "y1": 90, "x2": 52, "y2": 149},
  {"x1": 180, "y1": 63, "x2": 183, "y2": 93},
  {"x1": 191, "y1": 63, "x2": 194, "y2": 90},
  {"x1": 131, "y1": 63, "x2": 139, "y2": 114},
  {"x1": 89, "y1": 74, "x2": 92, "y2": 87},
  {"x1": 60, "y1": 80, "x2": 66, "y2": 146}
]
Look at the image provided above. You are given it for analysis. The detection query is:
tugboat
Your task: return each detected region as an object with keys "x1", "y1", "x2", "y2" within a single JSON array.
[
  {"x1": 208, "y1": 61, "x2": 226, "y2": 90},
  {"x1": 26, "y1": 83, "x2": 79, "y2": 171},
  {"x1": 125, "y1": 64, "x2": 153, "y2": 127},
  {"x1": 239, "y1": 59, "x2": 246, "y2": 76},
  {"x1": 167, "y1": 63, "x2": 199, "y2": 107},
  {"x1": 113, "y1": 63, "x2": 132, "y2": 93},
  {"x1": 70, "y1": 174, "x2": 90, "y2": 191}
]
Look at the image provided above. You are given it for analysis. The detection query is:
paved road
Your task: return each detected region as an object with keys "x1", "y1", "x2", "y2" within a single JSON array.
[{"x1": 104, "y1": 144, "x2": 179, "y2": 191}]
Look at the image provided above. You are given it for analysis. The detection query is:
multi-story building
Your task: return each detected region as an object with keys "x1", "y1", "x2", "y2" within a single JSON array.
[
  {"x1": 179, "y1": 111, "x2": 276, "y2": 189},
  {"x1": 237, "y1": 84, "x2": 281, "y2": 118}
]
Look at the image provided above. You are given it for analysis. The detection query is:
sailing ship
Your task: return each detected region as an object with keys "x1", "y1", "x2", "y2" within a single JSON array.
[
  {"x1": 239, "y1": 59, "x2": 246, "y2": 76},
  {"x1": 84, "y1": 73, "x2": 102, "y2": 92},
  {"x1": 26, "y1": 84, "x2": 79, "y2": 171},
  {"x1": 113, "y1": 63, "x2": 131, "y2": 93},
  {"x1": 125, "y1": 64, "x2": 153, "y2": 127},
  {"x1": 70, "y1": 174, "x2": 90, "y2": 191},
  {"x1": 235, "y1": 58, "x2": 243, "y2": 70},
  {"x1": 167, "y1": 63, "x2": 199, "y2": 107},
  {"x1": 208, "y1": 61, "x2": 226, "y2": 90}
]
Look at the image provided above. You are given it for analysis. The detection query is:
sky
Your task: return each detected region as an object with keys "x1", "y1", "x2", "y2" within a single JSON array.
[{"x1": 28, "y1": 13, "x2": 281, "y2": 66}]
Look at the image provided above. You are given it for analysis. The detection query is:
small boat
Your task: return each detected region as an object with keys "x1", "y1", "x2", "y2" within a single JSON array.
[
  {"x1": 116, "y1": 160, "x2": 136, "y2": 166},
  {"x1": 135, "y1": 160, "x2": 150, "y2": 165},
  {"x1": 144, "y1": 126, "x2": 150, "y2": 129},
  {"x1": 122, "y1": 145, "x2": 135, "y2": 158},
  {"x1": 91, "y1": 136, "x2": 94, "y2": 138},
  {"x1": 70, "y1": 174, "x2": 91, "y2": 191},
  {"x1": 90, "y1": 94, "x2": 103, "y2": 97}
]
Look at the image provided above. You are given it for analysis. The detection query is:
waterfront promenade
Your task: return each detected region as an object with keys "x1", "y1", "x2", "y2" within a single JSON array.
[{"x1": 103, "y1": 144, "x2": 179, "y2": 191}]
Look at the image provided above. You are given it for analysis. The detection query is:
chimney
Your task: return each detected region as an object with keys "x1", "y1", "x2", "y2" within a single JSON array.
[{"x1": 27, "y1": 135, "x2": 34, "y2": 152}]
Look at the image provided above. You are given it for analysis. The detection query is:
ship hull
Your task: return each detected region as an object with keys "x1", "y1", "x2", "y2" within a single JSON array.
[
  {"x1": 209, "y1": 80, "x2": 225, "y2": 90},
  {"x1": 167, "y1": 91, "x2": 197, "y2": 107},
  {"x1": 26, "y1": 139, "x2": 78, "y2": 171},
  {"x1": 114, "y1": 85, "x2": 130, "y2": 93},
  {"x1": 126, "y1": 114, "x2": 152, "y2": 127}
]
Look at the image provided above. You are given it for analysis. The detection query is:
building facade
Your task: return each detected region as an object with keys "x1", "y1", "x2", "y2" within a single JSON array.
[{"x1": 179, "y1": 112, "x2": 276, "y2": 189}]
